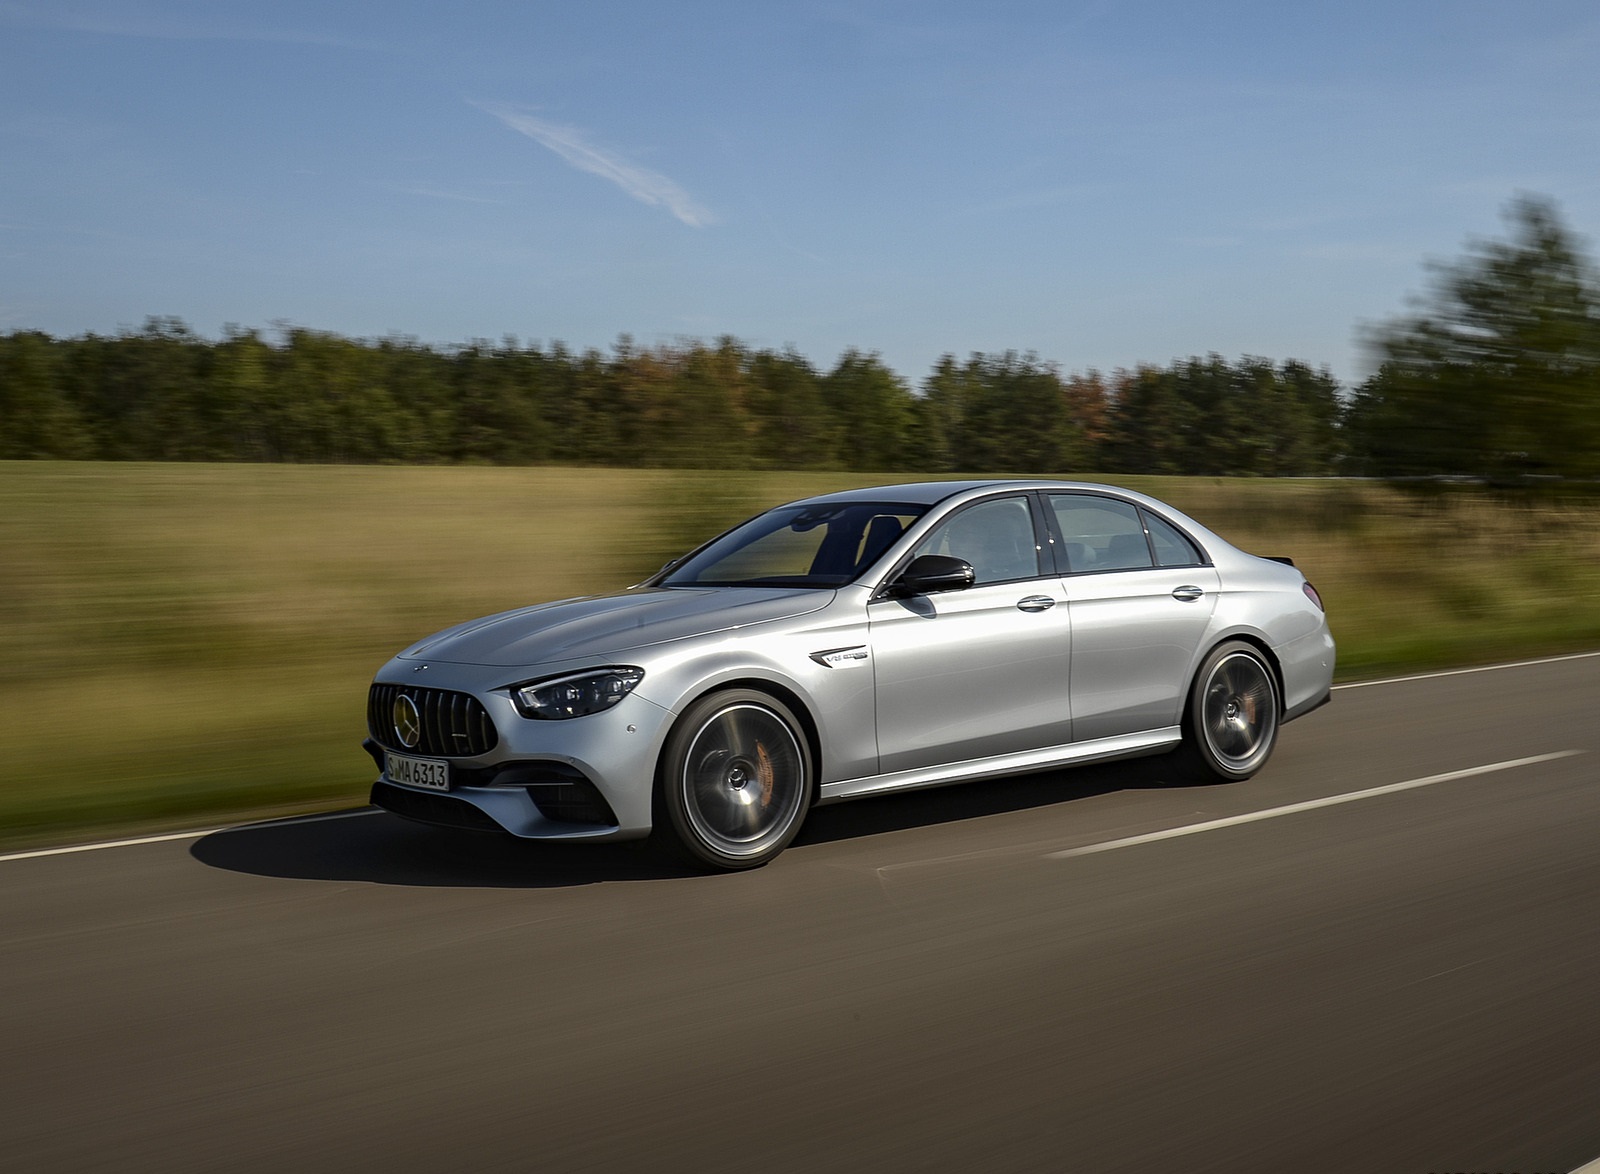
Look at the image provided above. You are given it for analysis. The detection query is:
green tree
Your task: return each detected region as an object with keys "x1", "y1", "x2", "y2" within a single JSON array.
[
  {"x1": 1353, "y1": 195, "x2": 1600, "y2": 479},
  {"x1": 950, "y1": 352, "x2": 1083, "y2": 473},
  {"x1": 911, "y1": 355, "x2": 973, "y2": 472},
  {"x1": 543, "y1": 344, "x2": 629, "y2": 464},
  {"x1": 211, "y1": 327, "x2": 276, "y2": 459},
  {"x1": 1273, "y1": 359, "x2": 1344, "y2": 475},
  {"x1": 745, "y1": 348, "x2": 840, "y2": 468},
  {"x1": 1102, "y1": 365, "x2": 1199, "y2": 474},
  {"x1": 0, "y1": 331, "x2": 91, "y2": 458},
  {"x1": 1098, "y1": 355, "x2": 1344, "y2": 476},
  {"x1": 77, "y1": 318, "x2": 212, "y2": 460},
  {"x1": 620, "y1": 339, "x2": 753, "y2": 468},
  {"x1": 448, "y1": 339, "x2": 548, "y2": 463},
  {"x1": 819, "y1": 350, "x2": 915, "y2": 471}
]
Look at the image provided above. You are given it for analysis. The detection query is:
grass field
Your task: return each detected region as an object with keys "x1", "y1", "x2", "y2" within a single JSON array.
[{"x1": 5, "y1": 462, "x2": 1599, "y2": 850}]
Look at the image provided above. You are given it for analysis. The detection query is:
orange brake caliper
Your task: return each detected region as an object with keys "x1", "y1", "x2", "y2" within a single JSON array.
[{"x1": 756, "y1": 743, "x2": 775, "y2": 808}]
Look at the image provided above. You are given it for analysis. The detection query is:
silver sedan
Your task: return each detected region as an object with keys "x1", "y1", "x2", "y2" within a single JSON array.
[{"x1": 365, "y1": 480, "x2": 1335, "y2": 869}]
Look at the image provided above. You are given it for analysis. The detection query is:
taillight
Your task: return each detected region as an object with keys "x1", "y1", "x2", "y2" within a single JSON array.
[{"x1": 1303, "y1": 581, "x2": 1324, "y2": 611}]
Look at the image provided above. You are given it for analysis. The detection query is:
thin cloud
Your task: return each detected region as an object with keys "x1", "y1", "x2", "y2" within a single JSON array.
[{"x1": 476, "y1": 102, "x2": 713, "y2": 228}]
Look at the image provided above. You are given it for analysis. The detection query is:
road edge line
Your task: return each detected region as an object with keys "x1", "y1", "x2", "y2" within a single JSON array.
[
  {"x1": 0, "y1": 808, "x2": 379, "y2": 865},
  {"x1": 1334, "y1": 649, "x2": 1600, "y2": 691}
]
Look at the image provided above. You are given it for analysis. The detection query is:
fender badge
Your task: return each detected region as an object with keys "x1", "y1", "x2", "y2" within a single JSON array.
[{"x1": 810, "y1": 646, "x2": 870, "y2": 668}]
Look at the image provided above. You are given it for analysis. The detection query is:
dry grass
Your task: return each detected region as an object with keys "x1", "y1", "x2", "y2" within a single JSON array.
[{"x1": 4, "y1": 462, "x2": 1598, "y2": 849}]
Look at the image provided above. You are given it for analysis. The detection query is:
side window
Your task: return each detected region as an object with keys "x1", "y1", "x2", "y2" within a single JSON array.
[
  {"x1": 1143, "y1": 510, "x2": 1205, "y2": 568},
  {"x1": 911, "y1": 496, "x2": 1041, "y2": 585},
  {"x1": 1048, "y1": 495, "x2": 1153, "y2": 572}
]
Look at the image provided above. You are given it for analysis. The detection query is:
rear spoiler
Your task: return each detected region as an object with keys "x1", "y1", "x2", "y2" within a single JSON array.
[{"x1": 1264, "y1": 556, "x2": 1296, "y2": 567}]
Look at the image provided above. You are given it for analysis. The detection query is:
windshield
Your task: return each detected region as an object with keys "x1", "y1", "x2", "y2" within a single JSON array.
[{"x1": 660, "y1": 501, "x2": 928, "y2": 588}]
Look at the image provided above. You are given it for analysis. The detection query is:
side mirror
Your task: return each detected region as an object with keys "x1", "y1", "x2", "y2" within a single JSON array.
[{"x1": 889, "y1": 554, "x2": 975, "y2": 597}]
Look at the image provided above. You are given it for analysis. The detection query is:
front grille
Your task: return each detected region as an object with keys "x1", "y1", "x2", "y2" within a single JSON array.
[
  {"x1": 368, "y1": 684, "x2": 499, "y2": 757},
  {"x1": 371, "y1": 781, "x2": 506, "y2": 833}
]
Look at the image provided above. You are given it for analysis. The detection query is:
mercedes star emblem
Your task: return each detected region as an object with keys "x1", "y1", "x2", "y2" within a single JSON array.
[{"x1": 393, "y1": 694, "x2": 422, "y2": 749}]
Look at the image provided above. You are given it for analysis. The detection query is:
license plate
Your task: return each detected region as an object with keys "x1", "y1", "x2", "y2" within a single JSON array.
[{"x1": 386, "y1": 751, "x2": 450, "y2": 791}]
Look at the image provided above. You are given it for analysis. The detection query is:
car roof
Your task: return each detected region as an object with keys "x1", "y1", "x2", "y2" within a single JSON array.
[{"x1": 785, "y1": 479, "x2": 1134, "y2": 508}]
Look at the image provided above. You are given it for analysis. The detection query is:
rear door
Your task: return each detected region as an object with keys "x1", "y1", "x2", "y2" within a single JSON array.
[{"x1": 1044, "y1": 493, "x2": 1218, "y2": 742}]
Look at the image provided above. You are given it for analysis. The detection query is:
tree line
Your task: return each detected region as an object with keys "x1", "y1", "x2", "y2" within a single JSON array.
[
  {"x1": 0, "y1": 324, "x2": 1345, "y2": 474},
  {"x1": 3, "y1": 197, "x2": 1596, "y2": 479}
]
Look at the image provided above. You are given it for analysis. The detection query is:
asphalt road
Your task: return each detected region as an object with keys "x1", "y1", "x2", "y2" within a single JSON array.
[{"x1": 3, "y1": 653, "x2": 1598, "y2": 1173}]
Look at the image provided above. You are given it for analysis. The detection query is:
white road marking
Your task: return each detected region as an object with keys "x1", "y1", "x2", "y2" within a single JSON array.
[
  {"x1": 1044, "y1": 751, "x2": 1584, "y2": 860},
  {"x1": 0, "y1": 808, "x2": 379, "y2": 865},
  {"x1": 1333, "y1": 648, "x2": 1600, "y2": 691},
  {"x1": 1569, "y1": 1157, "x2": 1600, "y2": 1174}
]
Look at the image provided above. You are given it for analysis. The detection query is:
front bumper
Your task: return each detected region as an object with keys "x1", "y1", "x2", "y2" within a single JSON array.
[
  {"x1": 364, "y1": 675, "x2": 675, "y2": 841},
  {"x1": 370, "y1": 776, "x2": 641, "y2": 840}
]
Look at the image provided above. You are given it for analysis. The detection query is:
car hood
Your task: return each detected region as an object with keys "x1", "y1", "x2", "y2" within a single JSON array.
[{"x1": 398, "y1": 586, "x2": 832, "y2": 667}]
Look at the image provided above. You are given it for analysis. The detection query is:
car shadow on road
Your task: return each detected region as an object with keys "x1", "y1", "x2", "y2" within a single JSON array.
[
  {"x1": 191, "y1": 755, "x2": 1188, "y2": 888},
  {"x1": 190, "y1": 813, "x2": 688, "y2": 888}
]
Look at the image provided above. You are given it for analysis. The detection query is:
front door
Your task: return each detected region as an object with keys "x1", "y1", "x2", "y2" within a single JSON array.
[{"x1": 868, "y1": 494, "x2": 1073, "y2": 775}]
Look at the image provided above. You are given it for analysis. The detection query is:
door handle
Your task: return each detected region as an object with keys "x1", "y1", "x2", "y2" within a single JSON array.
[
  {"x1": 1171, "y1": 585, "x2": 1205, "y2": 602},
  {"x1": 1016, "y1": 595, "x2": 1057, "y2": 612}
]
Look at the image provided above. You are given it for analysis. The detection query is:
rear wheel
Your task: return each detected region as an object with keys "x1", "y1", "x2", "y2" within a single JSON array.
[
  {"x1": 657, "y1": 689, "x2": 813, "y2": 870},
  {"x1": 1177, "y1": 641, "x2": 1280, "y2": 783}
]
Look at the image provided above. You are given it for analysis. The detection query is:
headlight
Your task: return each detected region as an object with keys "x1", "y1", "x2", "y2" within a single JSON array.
[{"x1": 510, "y1": 667, "x2": 645, "y2": 720}]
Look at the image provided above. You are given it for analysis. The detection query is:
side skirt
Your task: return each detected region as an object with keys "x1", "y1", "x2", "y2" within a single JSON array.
[{"x1": 817, "y1": 727, "x2": 1183, "y2": 805}]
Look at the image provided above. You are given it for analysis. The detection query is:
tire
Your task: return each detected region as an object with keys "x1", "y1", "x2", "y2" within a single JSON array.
[
  {"x1": 656, "y1": 689, "x2": 814, "y2": 871},
  {"x1": 1176, "y1": 641, "x2": 1280, "y2": 783}
]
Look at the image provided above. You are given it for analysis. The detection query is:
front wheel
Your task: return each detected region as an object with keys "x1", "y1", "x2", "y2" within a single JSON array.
[
  {"x1": 1176, "y1": 641, "x2": 1280, "y2": 783},
  {"x1": 656, "y1": 689, "x2": 814, "y2": 871}
]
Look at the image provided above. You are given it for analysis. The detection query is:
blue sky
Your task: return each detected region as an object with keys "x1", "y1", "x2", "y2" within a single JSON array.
[{"x1": 3, "y1": 1, "x2": 1598, "y2": 387}]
